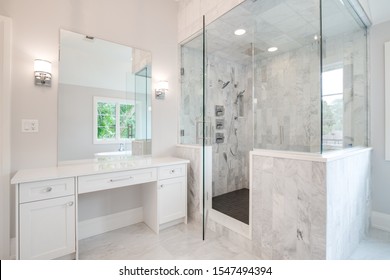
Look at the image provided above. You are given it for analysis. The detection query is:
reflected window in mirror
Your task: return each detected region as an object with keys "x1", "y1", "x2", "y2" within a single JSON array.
[
  {"x1": 93, "y1": 97, "x2": 135, "y2": 144},
  {"x1": 58, "y1": 29, "x2": 152, "y2": 162}
]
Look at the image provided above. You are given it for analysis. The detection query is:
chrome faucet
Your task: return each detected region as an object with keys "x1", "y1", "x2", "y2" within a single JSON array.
[{"x1": 118, "y1": 143, "x2": 125, "y2": 151}]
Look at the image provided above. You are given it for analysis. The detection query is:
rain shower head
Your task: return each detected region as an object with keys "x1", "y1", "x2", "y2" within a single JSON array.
[
  {"x1": 243, "y1": 46, "x2": 264, "y2": 56},
  {"x1": 218, "y1": 79, "x2": 230, "y2": 89}
]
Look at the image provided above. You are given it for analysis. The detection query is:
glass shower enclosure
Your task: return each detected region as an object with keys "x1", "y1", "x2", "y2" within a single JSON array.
[{"x1": 180, "y1": 0, "x2": 368, "y2": 238}]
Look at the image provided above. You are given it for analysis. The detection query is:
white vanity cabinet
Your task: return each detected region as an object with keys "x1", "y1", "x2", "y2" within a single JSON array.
[
  {"x1": 17, "y1": 178, "x2": 76, "y2": 260},
  {"x1": 12, "y1": 157, "x2": 189, "y2": 260},
  {"x1": 158, "y1": 164, "x2": 187, "y2": 226}
]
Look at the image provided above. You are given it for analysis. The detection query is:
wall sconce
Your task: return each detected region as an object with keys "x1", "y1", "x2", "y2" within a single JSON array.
[
  {"x1": 155, "y1": 80, "x2": 168, "y2": 99},
  {"x1": 34, "y1": 59, "x2": 52, "y2": 86}
]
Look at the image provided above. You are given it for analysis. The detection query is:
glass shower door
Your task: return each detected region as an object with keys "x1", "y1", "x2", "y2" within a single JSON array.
[
  {"x1": 179, "y1": 20, "x2": 208, "y2": 239},
  {"x1": 203, "y1": 4, "x2": 256, "y2": 227}
]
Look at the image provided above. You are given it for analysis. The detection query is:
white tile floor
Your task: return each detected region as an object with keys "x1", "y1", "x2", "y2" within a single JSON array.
[
  {"x1": 79, "y1": 222, "x2": 259, "y2": 260},
  {"x1": 78, "y1": 222, "x2": 390, "y2": 260},
  {"x1": 348, "y1": 228, "x2": 390, "y2": 260}
]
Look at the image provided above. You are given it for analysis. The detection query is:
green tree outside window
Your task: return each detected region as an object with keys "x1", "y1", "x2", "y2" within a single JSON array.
[{"x1": 95, "y1": 97, "x2": 135, "y2": 143}]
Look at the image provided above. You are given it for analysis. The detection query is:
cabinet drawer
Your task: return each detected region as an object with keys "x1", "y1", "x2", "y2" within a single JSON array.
[
  {"x1": 78, "y1": 168, "x2": 157, "y2": 194},
  {"x1": 158, "y1": 164, "x2": 186, "y2": 180},
  {"x1": 19, "y1": 178, "x2": 75, "y2": 203}
]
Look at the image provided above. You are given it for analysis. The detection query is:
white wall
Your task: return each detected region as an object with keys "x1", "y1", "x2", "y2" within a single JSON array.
[
  {"x1": 0, "y1": 15, "x2": 11, "y2": 259},
  {"x1": 0, "y1": 0, "x2": 179, "y2": 239},
  {"x1": 0, "y1": 0, "x2": 179, "y2": 170},
  {"x1": 370, "y1": 20, "x2": 390, "y2": 216}
]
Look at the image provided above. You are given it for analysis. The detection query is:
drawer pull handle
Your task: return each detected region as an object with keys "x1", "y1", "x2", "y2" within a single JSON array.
[
  {"x1": 44, "y1": 187, "x2": 53, "y2": 192},
  {"x1": 67, "y1": 201, "x2": 74, "y2": 207},
  {"x1": 109, "y1": 176, "x2": 133, "y2": 183},
  {"x1": 169, "y1": 170, "x2": 176, "y2": 174}
]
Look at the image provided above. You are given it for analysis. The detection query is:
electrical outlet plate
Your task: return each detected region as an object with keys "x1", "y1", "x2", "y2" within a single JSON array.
[{"x1": 22, "y1": 119, "x2": 39, "y2": 133}]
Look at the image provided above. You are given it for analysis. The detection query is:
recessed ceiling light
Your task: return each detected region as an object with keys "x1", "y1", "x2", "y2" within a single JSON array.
[
  {"x1": 314, "y1": 35, "x2": 319, "y2": 40},
  {"x1": 268, "y1": 47, "x2": 278, "y2": 52},
  {"x1": 234, "y1": 29, "x2": 246, "y2": 36}
]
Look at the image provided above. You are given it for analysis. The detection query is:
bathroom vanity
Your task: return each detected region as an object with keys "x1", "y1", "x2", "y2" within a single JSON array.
[{"x1": 11, "y1": 157, "x2": 189, "y2": 260}]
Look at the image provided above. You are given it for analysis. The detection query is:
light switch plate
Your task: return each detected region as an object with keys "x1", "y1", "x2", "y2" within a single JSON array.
[{"x1": 22, "y1": 119, "x2": 39, "y2": 133}]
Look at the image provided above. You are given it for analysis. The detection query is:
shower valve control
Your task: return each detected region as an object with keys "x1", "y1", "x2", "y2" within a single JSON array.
[
  {"x1": 216, "y1": 133, "x2": 225, "y2": 144},
  {"x1": 215, "y1": 105, "x2": 225, "y2": 116},
  {"x1": 216, "y1": 119, "x2": 224, "y2": 130}
]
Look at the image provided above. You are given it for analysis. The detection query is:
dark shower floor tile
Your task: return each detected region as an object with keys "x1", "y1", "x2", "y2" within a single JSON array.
[{"x1": 212, "y1": 188, "x2": 249, "y2": 224}]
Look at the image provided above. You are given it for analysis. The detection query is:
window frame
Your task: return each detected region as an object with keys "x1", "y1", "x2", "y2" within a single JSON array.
[{"x1": 93, "y1": 96, "x2": 135, "y2": 145}]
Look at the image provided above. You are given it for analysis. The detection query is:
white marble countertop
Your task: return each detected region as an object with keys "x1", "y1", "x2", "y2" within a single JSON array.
[{"x1": 11, "y1": 156, "x2": 190, "y2": 184}]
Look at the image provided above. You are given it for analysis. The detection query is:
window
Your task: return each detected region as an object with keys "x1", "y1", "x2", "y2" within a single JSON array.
[
  {"x1": 322, "y1": 68, "x2": 343, "y2": 150},
  {"x1": 93, "y1": 96, "x2": 135, "y2": 144}
]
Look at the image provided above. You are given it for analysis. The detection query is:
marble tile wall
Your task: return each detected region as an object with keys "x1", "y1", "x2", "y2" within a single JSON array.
[
  {"x1": 254, "y1": 42, "x2": 321, "y2": 153},
  {"x1": 251, "y1": 154, "x2": 327, "y2": 259},
  {"x1": 180, "y1": 45, "x2": 253, "y2": 197},
  {"x1": 326, "y1": 149, "x2": 371, "y2": 259},
  {"x1": 251, "y1": 148, "x2": 371, "y2": 259},
  {"x1": 180, "y1": 45, "x2": 203, "y2": 146},
  {"x1": 179, "y1": 1, "x2": 369, "y2": 259},
  {"x1": 175, "y1": 145, "x2": 203, "y2": 224},
  {"x1": 175, "y1": 145, "x2": 213, "y2": 225},
  {"x1": 206, "y1": 55, "x2": 253, "y2": 196}
]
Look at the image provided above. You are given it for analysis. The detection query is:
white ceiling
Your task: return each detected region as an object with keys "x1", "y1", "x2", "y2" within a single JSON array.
[
  {"x1": 181, "y1": 0, "x2": 390, "y2": 64},
  {"x1": 174, "y1": 0, "x2": 390, "y2": 26},
  {"x1": 185, "y1": 0, "x2": 363, "y2": 63},
  {"x1": 364, "y1": 0, "x2": 390, "y2": 25}
]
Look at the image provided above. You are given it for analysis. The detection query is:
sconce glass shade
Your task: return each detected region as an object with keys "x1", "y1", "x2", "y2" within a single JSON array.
[
  {"x1": 34, "y1": 59, "x2": 52, "y2": 86},
  {"x1": 155, "y1": 80, "x2": 168, "y2": 99}
]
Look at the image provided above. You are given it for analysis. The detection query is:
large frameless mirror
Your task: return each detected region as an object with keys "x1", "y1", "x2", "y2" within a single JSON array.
[{"x1": 58, "y1": 29, "x2": 152, "y2": 163}]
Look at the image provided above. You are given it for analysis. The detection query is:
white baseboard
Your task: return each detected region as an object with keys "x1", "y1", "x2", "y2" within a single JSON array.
[
  {"x1": 78, "y1": 207, "x2": 143, "y2": 240},
  {"x1": 159, "y1": 217, "x2": 185, "y2": 231},
  {"x1": 371, "y1": 211, "x2": 390, "y2": 232}
]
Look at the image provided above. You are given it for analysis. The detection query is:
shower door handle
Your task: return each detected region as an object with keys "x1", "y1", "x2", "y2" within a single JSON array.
[{"x1": 279, "y1": 126, "x2": 284, "y2": 145}]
